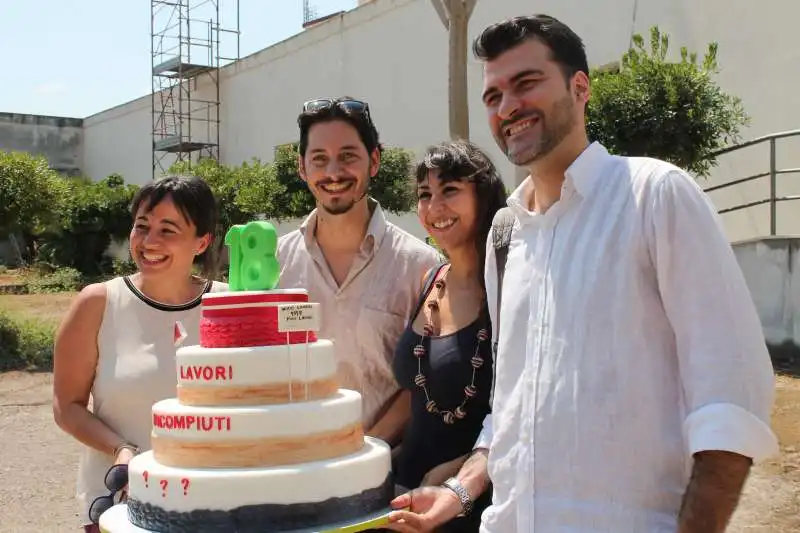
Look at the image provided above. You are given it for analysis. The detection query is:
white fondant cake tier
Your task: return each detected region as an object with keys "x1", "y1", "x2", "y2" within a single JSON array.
[
  {"x1": 151, "y1": 389, "x2": 361, "y2": 442},
  {"x1": 175, "y1": 339, "x2": 336, "y2": 388},
  {"x1": 127, "y1": 437, "x2": 392, "y2": 512}
]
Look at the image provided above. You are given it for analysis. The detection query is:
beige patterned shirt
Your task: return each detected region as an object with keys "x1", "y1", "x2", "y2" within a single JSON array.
[{"x1": 277, "y1": 200, "x2": 442, "y2": 428}]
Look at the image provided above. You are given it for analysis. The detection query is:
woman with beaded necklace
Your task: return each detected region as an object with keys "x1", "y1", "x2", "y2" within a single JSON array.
[{"x1": 392, "y1": 140, "x2": 507, "y2": 532}]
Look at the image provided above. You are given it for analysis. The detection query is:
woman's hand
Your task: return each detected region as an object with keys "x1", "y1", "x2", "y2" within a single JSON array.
[
  {"x1": 385, "y1": 486, "x2": 462, "y2": 532},
  {"x1": 113, "y1": 447, "x2": 136, "y2": 501},
  {"x1": 114, "y1": 446, "x2": 136, "y2": 466},
  {"x1": 420, "y1": 453, "x2": 469, "y2": 487}
]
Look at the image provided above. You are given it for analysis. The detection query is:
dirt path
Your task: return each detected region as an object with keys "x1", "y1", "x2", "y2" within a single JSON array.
[
  {"x1": 1, "y1": 371, "x2": 798, "y2": 532},
  {"x1": 0, "y1": 372, "x2": 83, "y2": 533}
]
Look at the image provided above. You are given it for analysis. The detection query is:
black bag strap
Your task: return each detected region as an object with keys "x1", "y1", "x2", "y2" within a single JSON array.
[
  {"x1": 489, "y1": 207, "x2": 515, "y2": 405},
  {"x1": 408, "y1": 262, "x2": 448, "y2": 326}
]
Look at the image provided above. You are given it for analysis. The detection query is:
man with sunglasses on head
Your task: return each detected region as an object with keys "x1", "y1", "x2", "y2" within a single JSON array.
[{"x1": 278, "y1": 97, "x2": 441, "y2": 451}]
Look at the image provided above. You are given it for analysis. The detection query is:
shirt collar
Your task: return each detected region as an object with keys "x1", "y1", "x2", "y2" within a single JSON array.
[
  {"x1": 506, "y1": 141, "x2": 611, "y2": 219},
  {"x1": 566, "y1": 141, "x2": 609, "y2": 196},
  {"x1": 299, "y1": 196, "x2": 388, "y2": 253}
]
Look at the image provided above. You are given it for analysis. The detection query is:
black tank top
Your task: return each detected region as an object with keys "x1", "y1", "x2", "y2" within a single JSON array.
[{"x1": 391, "y1": 264, "x2": 494, "y2": 491}]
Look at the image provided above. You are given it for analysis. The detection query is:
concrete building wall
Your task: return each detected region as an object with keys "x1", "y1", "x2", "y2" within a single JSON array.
[
  {"x1": 82, "y1": 98, "x2": 153, "y2": 183},
  {"x1": 80, "y1": 0, "x2": 800, "y2": 242},
  {"x1": 0, "y1": 112, "x2": 85, "y2": 264},
  {"x1": 733, "y1": 237, "x2": 800, "y2": 348},
  {"x1": 0, "y1": 112, "x2": 84, "y2": 176}
]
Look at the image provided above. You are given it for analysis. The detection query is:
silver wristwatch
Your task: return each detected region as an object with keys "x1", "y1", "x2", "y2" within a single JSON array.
[{"x1": 441, "y1": 477, "x2": 473, "y2": 516}]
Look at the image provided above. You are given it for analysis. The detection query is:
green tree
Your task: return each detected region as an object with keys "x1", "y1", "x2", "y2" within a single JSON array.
[
  {"x1": 38, "y1": 174, "x2": 139, "y2": 276},
  {"x1": 586, "y1": 27, "x2": 749, "y2": 178},
  {"x1": 370, "y1": 147, "x2": 417, "y2": 213},
  {"x1": 0, "y1": 151, "x2": 69, "y2": 263}
]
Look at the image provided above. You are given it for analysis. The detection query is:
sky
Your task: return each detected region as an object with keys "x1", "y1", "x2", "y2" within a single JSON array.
[{"x1": 1, "y1": 0, "x2": 357, "y2": 118}]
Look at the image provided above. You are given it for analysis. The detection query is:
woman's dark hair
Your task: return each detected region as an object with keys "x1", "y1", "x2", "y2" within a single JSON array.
[
  {"x1": 415, "y1": 140, "x2": 508, "y2": 288},
  {"x1": 473, "y1": 14, "x2": 589, "y2": 83},
  {"x1": 129, "y1": 174, "x2": 220, "y2": 280}
]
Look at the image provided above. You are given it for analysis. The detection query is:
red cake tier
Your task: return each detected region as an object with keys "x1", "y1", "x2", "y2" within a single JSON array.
[{"x1": 199, "y1": 289, "x2": 319, "y2": 348}]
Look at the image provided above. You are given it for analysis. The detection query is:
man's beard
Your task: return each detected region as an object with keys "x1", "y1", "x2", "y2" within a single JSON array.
[
  {"x1": 319, "y1": 182, "x2": 369, "y2": 215},
  {"x1": 500, "y1": 94, "x2": 577, "y2": 166}
]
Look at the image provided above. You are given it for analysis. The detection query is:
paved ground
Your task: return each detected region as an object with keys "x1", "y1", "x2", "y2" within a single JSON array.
[
  {"x1": 1, "y1": 371, "x2": 798, "y2": 533},
  {"x1": 0, "y1": 372, "x2": 83, "y2": 532}
]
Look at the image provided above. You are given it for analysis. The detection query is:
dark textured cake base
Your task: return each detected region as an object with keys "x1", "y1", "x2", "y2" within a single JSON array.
[{"x1": 127, "y1": 473, "x2": 394, "y2": 533}]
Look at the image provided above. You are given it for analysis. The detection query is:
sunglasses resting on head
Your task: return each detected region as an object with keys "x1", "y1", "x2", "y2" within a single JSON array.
[{"x1": 302, "y1": 97, "x2": 372, "y2": 122}]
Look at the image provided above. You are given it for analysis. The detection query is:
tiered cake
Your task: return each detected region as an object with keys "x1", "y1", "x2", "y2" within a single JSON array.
[{"x1": 119, "y1": 222, "x2": 394, "y2": 532}]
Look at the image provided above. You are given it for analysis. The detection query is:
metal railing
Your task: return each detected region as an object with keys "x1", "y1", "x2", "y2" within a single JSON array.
[{"x1": 703, "y1": 129, "x2": 800, "y2": 235}]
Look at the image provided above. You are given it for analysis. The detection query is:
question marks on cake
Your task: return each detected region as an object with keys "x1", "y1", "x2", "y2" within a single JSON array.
[
  {"x1": 225, "y1": 221, "x2": 280, "y2": 292},
  {"x1": 147, "y1": 475, "x2": 190, "y2": 497}
]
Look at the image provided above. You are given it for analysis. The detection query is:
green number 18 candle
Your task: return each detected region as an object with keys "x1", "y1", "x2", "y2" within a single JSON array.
[{"x1": 224, "y1": 221, "x2": 280, "y2": 291}]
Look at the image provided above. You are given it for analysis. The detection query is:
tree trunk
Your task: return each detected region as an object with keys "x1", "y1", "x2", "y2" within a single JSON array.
[
  {"x1": 449, "y1": 5, "x2": 469, "y2": 140},
  {"x1": 431, "y1": 0, "x2": 478, "y2": 141}
]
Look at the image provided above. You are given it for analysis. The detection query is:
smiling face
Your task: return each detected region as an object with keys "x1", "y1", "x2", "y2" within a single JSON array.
[
  {"x1": 129, "y1": 195, "x2": 210, "y2": 279},
  {"x1": 481, "y1": 37, "x2": 588, "y2": 166},
  {"x1": 417, "y1": 169, "x2": 478, "y2": 253},
  {"x1": 299, "y1": 120, "x2": 379, "y2": 215}
]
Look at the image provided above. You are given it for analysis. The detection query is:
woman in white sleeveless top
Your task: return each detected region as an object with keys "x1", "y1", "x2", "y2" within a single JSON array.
[{"x1": 52, "y1": 175, "x2": 228, "y2": 532}]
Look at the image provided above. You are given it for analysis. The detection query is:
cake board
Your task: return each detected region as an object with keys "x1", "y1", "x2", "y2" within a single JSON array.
[{"x1": 99, "y1": 502, "x2": 408, "y2": 533}]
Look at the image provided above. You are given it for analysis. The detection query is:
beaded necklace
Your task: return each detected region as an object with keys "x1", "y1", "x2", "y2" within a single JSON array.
[{"x1": 412, "y1": 264, "x2": 489, "y2": 425}]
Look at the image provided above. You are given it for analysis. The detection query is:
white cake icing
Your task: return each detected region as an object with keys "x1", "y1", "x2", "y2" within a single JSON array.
[
  {"x1": 128, "y1": 437, "x2": 391, "y2": 511},
  {"x1": 109, "y1": 286, "x2": 395, "y2": 532},
  {"x1": 201, "y1": 288, "x2": 308, "y2": 301},
  {"x1": 175, "y1": 339, "x2": 336, "y2": 388},
  {"x1": 151, "y1": 389, "x2": 361, "y2": 441}
]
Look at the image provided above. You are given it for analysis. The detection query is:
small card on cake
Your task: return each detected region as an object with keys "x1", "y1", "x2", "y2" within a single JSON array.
[{"x1": 277, "y1": 302, "x2": 321, "y2": 333}]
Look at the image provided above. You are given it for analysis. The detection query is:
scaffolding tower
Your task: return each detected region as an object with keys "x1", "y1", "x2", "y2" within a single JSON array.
[{"x1": 150, "y1": 0, "x2": 241, "y2": 179}]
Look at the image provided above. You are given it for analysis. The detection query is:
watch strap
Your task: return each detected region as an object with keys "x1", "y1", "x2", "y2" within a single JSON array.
[
  {"x1": 113, "y1": 443, "x2": 140, "y2": 456},
  {"x1": 441, "y1": 477, "x2": 473, "y2": 516}
]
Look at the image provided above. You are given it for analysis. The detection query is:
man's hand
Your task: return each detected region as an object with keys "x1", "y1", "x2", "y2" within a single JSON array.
[
  {"x1": 677, "y1": 450, "x2": 752, "y2": 533},
  {"x1": 385, "y1": 486, "x2": 462, "y2": 532}
]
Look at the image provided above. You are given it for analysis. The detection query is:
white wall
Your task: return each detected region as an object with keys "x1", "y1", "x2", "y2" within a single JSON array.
[
  {"x1": 733, "y1": 238, "x2": 800, "y2": 347},
  {"x1": 82, "y1": 0, "x2": 800, "y2": 241},
  {"x1": 0, "y1": 113, "x2": 84, "y2": 176},
  {"x1": 83, "y1": 97, "x2": 152, "y2": 183}
]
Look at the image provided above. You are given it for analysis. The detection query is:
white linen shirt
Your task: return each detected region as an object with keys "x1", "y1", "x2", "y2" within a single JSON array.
[{"x1": 475, "y1": 142, "x2": 779, "y2": 532}]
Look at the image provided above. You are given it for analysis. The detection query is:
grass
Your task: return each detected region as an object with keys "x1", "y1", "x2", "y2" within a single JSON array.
[
  {"x1": 0, "y1": 292, "x2": 75, "y2": 371},
  {"x1": 0, "y1": 292, "x2": 76, "y2": 325}
]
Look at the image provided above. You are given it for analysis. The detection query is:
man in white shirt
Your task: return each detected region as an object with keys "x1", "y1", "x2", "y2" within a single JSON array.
[
  {"x1": 386, "y1": 14, "x2": 778, "y2": 533},
  {"x1": 278, "y1": 97, "x2": 441, "y2": 447}
]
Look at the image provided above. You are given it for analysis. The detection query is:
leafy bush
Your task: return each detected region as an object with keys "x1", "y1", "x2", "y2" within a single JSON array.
[
  {"x1": 587, "y1": 27, "x2": 749, "y2": 178},
  {"x1": 167, "y1": 158, "x2": 278, "y2": 230},
  {"x1": 37, "y1": 174, "x2": 139, "y2": 277},
  {"x1": 0, "y1": 151, "x2": 70, "y2": 262},
  {"x1": 0, "y1": 312, "x2": 55, "y2": 371},
  {"x1": 168, "y1": 145, "x2": 417, "y2": 230},
  {"x1": 24, "y1": 267, "x2": 84, "y2": 294}
]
